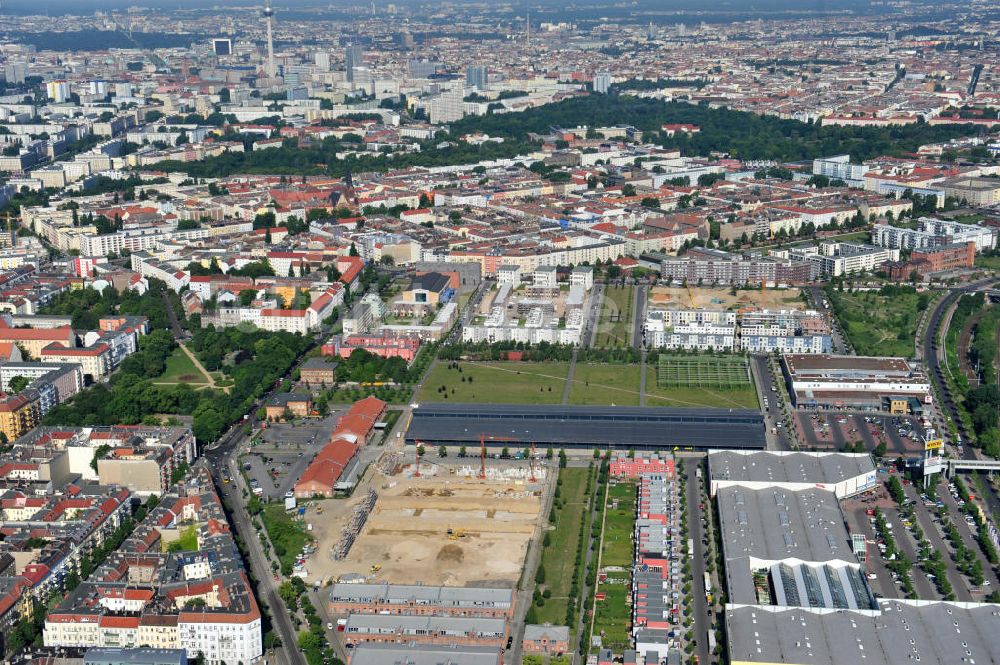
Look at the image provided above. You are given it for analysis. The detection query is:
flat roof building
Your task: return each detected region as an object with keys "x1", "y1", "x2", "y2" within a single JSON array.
[
  {"x1": 708, "y1": 451, "x2": 876, "y2": 498},
  {"x1": 781, "y1": 354, "x2": 930, "y2": 411},
  {"x1": 347, "y1": 643, "x2": 503, "y2": 665},
  {"x1": 725, "y1": 601, "x2": 1000, "y2": 665},
  {"x1": 84, "y1": 649, "x2": 188, "y2": 665},
  {"x1": 406, "y1": 404, "x2": 766, "y2": 450}
]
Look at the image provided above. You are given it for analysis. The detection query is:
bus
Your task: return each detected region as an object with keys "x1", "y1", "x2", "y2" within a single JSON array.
[
  {"x1": 704, "y1": 572, "x2": 713, "y2": 603},
  {"x1": 688, "y1": 538, "x2": 694, "y2": 557}
]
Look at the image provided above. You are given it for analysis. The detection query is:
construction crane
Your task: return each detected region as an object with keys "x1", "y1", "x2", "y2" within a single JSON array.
[
  {"x1": 529, "y1": 442, "x2": 537, "y2": 482},
  {"x1": 414, "y1": 440, "x2": 423, "y2": 477},
  {"x1": 478, "y1": 434, "x2": 487, "y2": 479}
]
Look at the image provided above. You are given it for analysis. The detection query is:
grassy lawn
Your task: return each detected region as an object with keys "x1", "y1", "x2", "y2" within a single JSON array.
[
  {"x1": 646, "y1": 367, "x2": 758, "y2": 409},
  {"x1": 597, "y1": 285, "x2": 634, "y2": 347},
  {"x1": 158, "y1": 347, "x2": 209, "y2": 384},
  {"x1": 600, "y1": 482, "x2": 636, "y2": 569},
  {"x1": 827, "y1": 287, "x2": 926, "y2": 357},
  {"x1": 569, "y1": 363, "x2": 642, "y2": 406},
  {"x1": 592, "y1": 582, "x2": 632, "y2": 650},
  {"x1": 592, "y1": 481, "x2": 635, "y2": 651},
  {"x1": 415, "y1": 361, "x2": 569, "y2": 404},
  {"x1": 533, "y1": 467, "x2": 590, "y2": 625},
  {"x1": 260, "y1": 503, "x2": 312, "y2": 576},
  {"x1": 164, "y1": 524, "x2": 199, "y2": 553},
  {"x1": 975, "y1": 254, "x2": 1000, "y2": 271}
]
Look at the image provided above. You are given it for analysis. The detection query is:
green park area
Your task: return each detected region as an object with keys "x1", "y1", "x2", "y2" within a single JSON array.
[
  {"x1": 569, "y1": 363, "x2": 642, "y2": 406},
  {"x1": 826, "y1": 285, "x2": 927, "y2": 357},
  {"x1": 157, "y1": 347, "x2": 210, "y2": 385},
  {"x1": 531, "y1": 467, "x2": 592, "y2": 626},
  {"x1": 596, "y1": 285, "x2": 635, "y2": 347},
  {"x1": 260, "y1": 503, "x2": 312, "y2": 576},
  {"x1": 591, "y1": 481, "x2": 636, "y2": 651},
  {"x1": 416, "y1": 361, "x2": 569, "y2": 404},
  {"x1": 417, "y1": 359, "x2": 758, "y2": 408}
]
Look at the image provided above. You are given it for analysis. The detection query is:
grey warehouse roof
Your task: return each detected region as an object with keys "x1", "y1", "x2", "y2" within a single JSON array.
[
  {"x1": 406, "y1": 404, "x2": 766, "y2": 449},
  {"x1": 348, "y1": 643, "x2": 501, "y2": 665},
  {"x1": 329, "y1": 583, "x2": 514, "y2": 607},
  {"x1": 709, "y1": 451, "x2": 875, "y2": 485},
  {"x1": 344, "y1": 614, "x2": 506, "y2": 636},
  {"x1": 726, "y1": 601, "x2": 1000, "y2": 665},
  {"x1": 717, "y1": 486, "x2": 851, "y2": 563},
  {"x1": 83, "y1": 649, "x2": 188, "y2": 665}
]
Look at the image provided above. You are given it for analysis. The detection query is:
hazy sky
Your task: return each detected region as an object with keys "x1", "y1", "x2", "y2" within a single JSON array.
[{"x1": 0, "y1": 0, "x2": 918, "y2": 16}]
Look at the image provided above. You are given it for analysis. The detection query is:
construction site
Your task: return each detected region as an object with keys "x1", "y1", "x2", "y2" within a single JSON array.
[
  {"x1": 648, "y1": 285, "x2": 805, "y2": 311},
  {"x1": 306, "y1": 447, "x2": 549, "y2": 587}
]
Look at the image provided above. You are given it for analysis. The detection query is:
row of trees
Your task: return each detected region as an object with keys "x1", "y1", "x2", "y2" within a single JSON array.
[{"x1": 144, "y1": 95, "x2": 983, "y2": 179}]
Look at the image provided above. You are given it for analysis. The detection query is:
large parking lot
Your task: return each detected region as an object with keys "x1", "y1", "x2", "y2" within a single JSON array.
[
  {"x1": 845, "y1": 468, "x2": 1000, "y2": 604},
  {"x1": 239, "y1": 412, "x2": 346, "y2": 500},
  {"x1": 796, "y1": 411, "x2": 927, "y2": 455}
]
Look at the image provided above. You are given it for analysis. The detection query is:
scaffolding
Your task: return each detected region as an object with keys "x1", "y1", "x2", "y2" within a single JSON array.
[{"x1": 331, "y1": 488, "x2": 378, "y2": 560}]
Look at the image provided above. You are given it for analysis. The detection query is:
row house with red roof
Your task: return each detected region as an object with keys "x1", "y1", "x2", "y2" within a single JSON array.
[{"x1": 294, "y1": 396, "x2": 387, "y2": 497}]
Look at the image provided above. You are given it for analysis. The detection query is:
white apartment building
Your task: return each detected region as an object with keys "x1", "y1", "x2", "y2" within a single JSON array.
[
  {"x1": 872, "y1": 218, "x2": 997, "y2": 252},
  {"x1": 643, "y1": 310, "x2": 738, "y2": 351},
  {"x1": 774, "y1": 242, "x2": 900, "y2": 276},
  {"x1": 812, "y1": 155, "x2": 870, "y2": 183}
]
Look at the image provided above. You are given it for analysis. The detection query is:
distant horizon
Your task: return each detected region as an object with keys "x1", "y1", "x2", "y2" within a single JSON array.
[{"x1": 0, "y1": 0, "x2": 945, "y2": 18}]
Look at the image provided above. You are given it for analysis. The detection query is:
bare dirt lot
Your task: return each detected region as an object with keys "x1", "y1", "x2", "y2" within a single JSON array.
[
  {"x1": 649, "y1": 286, "x2": 804, "y2": 311},
  {"x1": 307, "y1": 472, "x2": 542, "y2": 587}
]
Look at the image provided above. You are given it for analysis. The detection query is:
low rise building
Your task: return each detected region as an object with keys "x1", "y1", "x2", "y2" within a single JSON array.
[{"x1": 781, "y1": 353, "x2": 931, "y2": 411}]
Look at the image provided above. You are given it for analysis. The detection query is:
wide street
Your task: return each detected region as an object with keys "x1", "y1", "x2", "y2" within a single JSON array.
[{"x1": 685, "y1": 459, "x2": 711, "y2": 665}]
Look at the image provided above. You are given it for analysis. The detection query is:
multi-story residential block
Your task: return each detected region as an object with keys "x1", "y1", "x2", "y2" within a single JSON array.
[
  {"x1": 872, "y1": 217, "x2": 996, "y2": 252},
  {"x1": 43, "y1": 469, "x2": 262, "y2": 665},
  {"x1": 773, "y1": 242, "x2": 901, "y2": 277}
]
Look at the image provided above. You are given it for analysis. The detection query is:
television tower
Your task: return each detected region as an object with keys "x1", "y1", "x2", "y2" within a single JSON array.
[{"x1": 262, "y1": 0, "x2": 276, "y2": 79}]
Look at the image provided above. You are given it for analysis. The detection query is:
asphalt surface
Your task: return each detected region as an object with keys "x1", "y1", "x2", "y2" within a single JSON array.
[
  {"x1": 921, "y1": 280, "x2": 1000, "y2": 520},
  {"x1": 631, "y1": 284, "x2": 647, "y2": 348},
  {"x1": 583, "y1": 282, "x2": 604, "y2": 348},
  {"x1": 806, "y1": 286, "x2": 850, "y2": 354},
  {"x1": 685, "y1": 459, "x2": 710, "y2": 665},
  {"x1": 750, "y1": 354, "x2": 795, "y2": 451}
]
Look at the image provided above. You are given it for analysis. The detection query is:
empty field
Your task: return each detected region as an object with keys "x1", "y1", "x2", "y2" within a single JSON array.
[
  {"x1": 568, "y1": 363, "x2": 642, "y2": 406},
  {"x1": 415, "y1": 361, "x2": 569, "y2": 404},
  {"x1": 533, "y1": 467, "x2": 591, "y2": 625},
  {"x1": 657, "y1": 354, "x2": 751, "y2": 388},
  {"x1": 600, "y1": 482, "x2": 636, "y2": 569},
  {"x1": 316, "y1": 478, "x2": 541, "y2": 587},
  {"x1": 157, "y1": 347, "x2": 210, "y2": 385},
  {"x1": 596, "y1": 285, "x2": 635, "y2": 347},
  {"x1": 648, "y1": 285, "x2": 803, "y2": 311},
  {"x1": 827, "y1": 286, "x2": 926, "y2": 357}
]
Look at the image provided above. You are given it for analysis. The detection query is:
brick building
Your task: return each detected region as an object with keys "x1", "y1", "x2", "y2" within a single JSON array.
[{"x1": 886, "y1": 241, "x2": 976, "y2": 280}]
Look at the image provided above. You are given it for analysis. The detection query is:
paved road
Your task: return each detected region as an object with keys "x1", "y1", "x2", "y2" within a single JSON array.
[
  {"x1": 631, "y1": 284, "x2": 647, "y2": 348},
  {"x1": 583, "y1": 283, "x2": 604, "y2": 348},
  {"x1": 807, "y1": 286, "x2": 850, "y2": 354},
  {"x1": 921, "y1": 279, "x2": 1000, "y2": 521},
  {"x1": 207, "y1": 434, "x2": 306, "y2": 665},
  {"x1": 750, "y1": 355, "x2": 796, "y2": 451},
  {"x1": 685, "y1": 459, "x2": 710, "y2": 665},
  {"x1": 848, "y1": 505, "x2": 904, "y2": 599}
]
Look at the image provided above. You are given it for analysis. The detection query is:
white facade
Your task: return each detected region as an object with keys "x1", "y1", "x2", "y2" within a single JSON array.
[
  {"x1": 872, "y1": 218, "x2": 996, "y2": 253},
  {"x1": 178, "y1": 616, "x2": 262, "y2": 665},
  {"x1": 812, "y1": 155, "x2": 870, "y2": 183}
]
